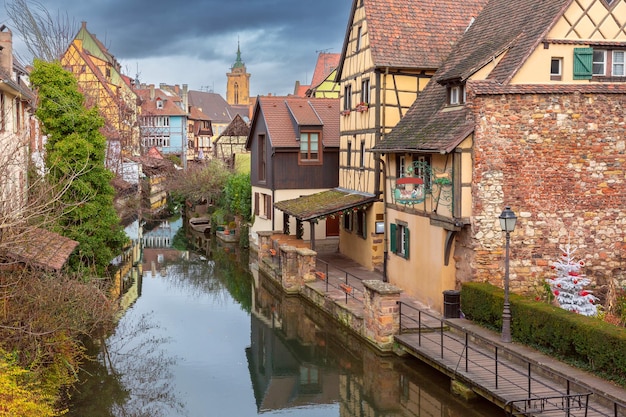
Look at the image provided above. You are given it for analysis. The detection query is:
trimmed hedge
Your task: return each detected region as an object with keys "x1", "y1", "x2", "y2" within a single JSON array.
[{"x1": 461, "y1": 282, "x2": 626, "y2": 382}]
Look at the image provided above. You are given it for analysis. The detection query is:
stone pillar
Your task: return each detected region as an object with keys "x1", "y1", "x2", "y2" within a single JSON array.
[
  {"x1": 280, "y1": 245, "x2": 299, "y2": 293},
  {"x1": 257, "y1": 231, "x2": 273, "y2": 262},
  {"x1": 297, "y1": 248, "x2": 317, "y2": 284},
  {"x1": 362, "y1": 280, "x2": 402, "y2": 350}
]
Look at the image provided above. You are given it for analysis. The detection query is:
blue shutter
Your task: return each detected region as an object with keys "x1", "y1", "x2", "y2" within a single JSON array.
[{"x1": 573, "y1": 48, "x2": 593, "y2": 79}]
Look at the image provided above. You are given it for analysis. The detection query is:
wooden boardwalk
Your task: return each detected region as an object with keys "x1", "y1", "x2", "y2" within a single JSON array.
[
  {"x1": 395, "y1": 310, "x2": 625, "y2": 417},
  {"x1": 300, "y1": 250, "x2": 625, "y2": 416}
]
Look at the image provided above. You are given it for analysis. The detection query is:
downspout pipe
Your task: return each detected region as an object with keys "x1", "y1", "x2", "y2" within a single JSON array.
[{"x1": 379, "y1": 157, "x2": 388, "y2": 282}]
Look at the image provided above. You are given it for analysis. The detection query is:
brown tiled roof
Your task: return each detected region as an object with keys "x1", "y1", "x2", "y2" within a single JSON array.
[
  {"x1": 216, "y1": 113, "x2": 250, "y2": 140},
  {"x1": 375, "y1": 80, "x2": 473, "y2": 153},
  {"x1": 188, "y1": 91, "x2": 235, "y2": 124},
  {"x1": 378, "y1": 0, "x2": 586, "y2": 154},
  {"x1": 338, "y1": 0, "x2": 488, "y2": 77},
  {"x1": 252, "y1": 96, "x2": 340, "y2": 148},
  {"x1": 436, "y1": 0, "x2": 571, "y2": 84},
  {"x1": 189, "y1": 105, "x2": 211, "y2": 121},
  {"x1": 274, "y1": 188, "x2": 378, "y2": 221},
  {"x1": 6, "y1": 228, "x2": 79, "y2": 271}
]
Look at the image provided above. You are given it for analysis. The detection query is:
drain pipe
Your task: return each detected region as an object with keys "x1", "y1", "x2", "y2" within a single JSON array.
[{"x1": 379, "y1": 156, "x2": 388, "y2": 282}]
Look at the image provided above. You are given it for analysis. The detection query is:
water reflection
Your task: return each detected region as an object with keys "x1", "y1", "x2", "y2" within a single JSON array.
[
  {"x1": 68, "y1": 217, "x2": 500, "y2": 416},
  {"x1": 248, "y1": 263, "x2": 501, "y2": 417}
]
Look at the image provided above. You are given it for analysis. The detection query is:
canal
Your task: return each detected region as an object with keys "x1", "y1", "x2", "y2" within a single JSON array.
[{"x1": 67, "y1": 217, "x2": 502, "y2": 416}]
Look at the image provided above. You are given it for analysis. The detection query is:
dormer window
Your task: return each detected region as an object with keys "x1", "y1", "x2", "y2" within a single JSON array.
[
  {"x1": 156, "y1": 98, "x2": 164, "y2": 109},
  {"x1": 447, "y1": 84, "x2": 465, "y2": 106}
]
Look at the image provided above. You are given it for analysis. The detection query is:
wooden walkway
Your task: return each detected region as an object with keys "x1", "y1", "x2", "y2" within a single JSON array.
[
  {"x1": 395, "y1": 305, "x2": 625, "y2": 417},
  {"x1": 280, "y1": 247, "x2": 626, "y2": 417}
]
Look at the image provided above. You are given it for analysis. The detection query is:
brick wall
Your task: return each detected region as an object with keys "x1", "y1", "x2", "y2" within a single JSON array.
[{"x1": 466, "y1": 91, "x2": 626, "y2": 299}]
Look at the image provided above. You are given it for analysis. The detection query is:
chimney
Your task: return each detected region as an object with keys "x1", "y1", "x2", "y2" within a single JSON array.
[
  {"x1": 182, "y1": 84, "x2": 188, "y2": 114},
  {"x1": 0, "y1": 25, "x2": 13, "y2": 75},
  {"x1": 149, "y1": 84, "x2": 155, "y2": 101}
]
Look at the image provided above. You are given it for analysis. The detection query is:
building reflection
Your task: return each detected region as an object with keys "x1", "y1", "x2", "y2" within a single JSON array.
[{"x1": 247, "y1": 262, "x2": 499, "y2": 417}]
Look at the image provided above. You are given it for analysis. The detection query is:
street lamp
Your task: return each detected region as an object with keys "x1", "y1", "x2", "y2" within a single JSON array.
[{"x1": 499, "y1": 206, "x2": 517, "y2": 343}]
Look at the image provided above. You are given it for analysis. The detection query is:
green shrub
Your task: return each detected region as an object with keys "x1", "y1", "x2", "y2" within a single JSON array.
[{"x1": 461, "y1": 282, "x2": 626, "y2": 383}]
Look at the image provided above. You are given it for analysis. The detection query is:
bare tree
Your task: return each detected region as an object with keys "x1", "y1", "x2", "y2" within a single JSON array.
[{"x1": 5, "y1": 0, "x2": 77, "y2": 62}]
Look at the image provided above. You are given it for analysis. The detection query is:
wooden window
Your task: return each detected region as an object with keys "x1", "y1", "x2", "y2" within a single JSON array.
[
  {"x1": 254, "y1": 192, "x2": 260, "y2": 216},
  {"x1": 265, "y1": 194, "x2": 272, "y2": 220},
  {"x1": 258, "y1": 134, "x2": 266, "y2": 182},
  {"x1": 359, "y1": 139, "x2": 365, "y2": 169},
  {"x1": 343, "y1": 211, "x2": 353, "y2": 231},
  {"x1": 343, "y1": 84, "x2": 352, "y2": 111},
  {"x1": 396, "y1": 154, "x2": 406, "y2": 178},
  {"x1": 448, "y1": 85, "x2": 465, "y2": 105},
  {"x1": 613, "y1": 51, "x2": 625, "y2": 76},
  {"x1": 550, "y1": 57, "x2": 562, "y2": 80},
  {"x1": 360, "y1": 78, "x2": 370, "y2": 105},
  {"x1": 390, "y1": 222, "x2": 410, "y2": 259},
  {"x1": 593, "y1": 49, "x2": 606, "y2": 75},
  {"x1": 347, "y1": 139, "x2": 352, "y2": 167},
  {"x1": 573, "y1": 48, "x2": 593, "y2": 79},
  {"x1": 356, "y1": 210, "x2": 366, "y2": 239},
  {"x1": 299, "y1": 131, "x2": 321, "y2": 164}
]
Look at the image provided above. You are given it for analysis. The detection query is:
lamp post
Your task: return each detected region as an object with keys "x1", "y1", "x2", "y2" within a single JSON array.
[{"x1": 499, "y1": 206, "x2": 517, "y2": 343}]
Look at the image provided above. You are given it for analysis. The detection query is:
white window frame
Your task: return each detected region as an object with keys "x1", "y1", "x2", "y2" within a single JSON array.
[{"x1": 612, "y1": 51, "x2": 625, "y2": 76}]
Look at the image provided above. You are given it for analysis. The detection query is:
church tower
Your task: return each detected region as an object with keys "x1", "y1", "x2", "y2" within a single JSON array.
[{"x1": 226, "y1": 43, "x2": 250, "y2": 106}]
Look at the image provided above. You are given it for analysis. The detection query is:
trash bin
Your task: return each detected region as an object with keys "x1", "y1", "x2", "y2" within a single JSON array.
[{"x1": 443, "y1": 290, "x2": 461, "y2": 318}]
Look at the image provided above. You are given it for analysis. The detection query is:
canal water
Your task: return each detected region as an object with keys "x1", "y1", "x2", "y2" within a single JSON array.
[{"x1": 67, "y1": 217, "x2": 502, "y2": 417}]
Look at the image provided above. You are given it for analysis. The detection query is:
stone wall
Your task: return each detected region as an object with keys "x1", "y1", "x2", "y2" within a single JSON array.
[{"x1": 469, "y1": 91, "x2": 626, "y2": 300}]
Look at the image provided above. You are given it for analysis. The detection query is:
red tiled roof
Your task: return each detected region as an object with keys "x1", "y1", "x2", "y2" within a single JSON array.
[
  {"x1": 135, "y1": 88, "x2": 187, "y2": 116},
  {"x1": 189, "y1": 105, "x2": 211, "y2": 121},
  {"x1": 310, "y1": 53, "x2": 340, "y2": 88},
  {"x1": 255, "y1": 96, "x2": 340, "y2": 148},
  {"x1": 338, "y1": 0, "x2": 488, "y2": 76}
]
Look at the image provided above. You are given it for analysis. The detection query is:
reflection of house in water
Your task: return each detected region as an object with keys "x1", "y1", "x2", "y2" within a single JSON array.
[
  {"x1": 142, "y1": 217, "x2": 188, "y2": 278},
  {"x1": 246, "y1": 313, "x2": 339, "y2": 412},
  {"x1": 110, "y1": 219, "x2": 143, "y2": 311}
]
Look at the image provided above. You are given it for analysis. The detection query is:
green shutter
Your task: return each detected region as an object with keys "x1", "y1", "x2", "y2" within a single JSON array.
[
  {"x1": 573, "y1": 48, "x2": 593, "y2": 80},
  {"x1": 404, "y1": 227, "x2": 410, "y2": 259},
  {"x1": 390, "y1": 223, "x2": 397, "y2": 253}
]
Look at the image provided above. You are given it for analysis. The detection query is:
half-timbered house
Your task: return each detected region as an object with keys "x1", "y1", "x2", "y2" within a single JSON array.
[
  {"x1": 277, "y1": 0, "x2": 488, "y2": 273},
  {"x1": 61, "y1": 22, "x2": 140, "y2": 163},
  {"x1": 373, "y1": 0, "x2": 626, "y2": 311}
]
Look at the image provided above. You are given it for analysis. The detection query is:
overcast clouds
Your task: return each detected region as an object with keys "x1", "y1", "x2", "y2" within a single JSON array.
[{"x1": 3, "y1": 0, "x2": 351, "y2": 96}]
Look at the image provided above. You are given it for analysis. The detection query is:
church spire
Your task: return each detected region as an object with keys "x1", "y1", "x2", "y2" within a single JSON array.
[{"x1": 233, "y1": 40, "x2": 244, "y2": 69}]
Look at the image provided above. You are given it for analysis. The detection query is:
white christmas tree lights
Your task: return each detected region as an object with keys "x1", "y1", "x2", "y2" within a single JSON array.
[{"x1": 545, "y1": 244, "x2": 598, "y2": 317}]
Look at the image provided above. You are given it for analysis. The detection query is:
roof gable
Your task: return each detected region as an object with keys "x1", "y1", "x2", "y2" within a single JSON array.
[{"x1": 250, "y1": 96, "x2": 339, "y2": 149}]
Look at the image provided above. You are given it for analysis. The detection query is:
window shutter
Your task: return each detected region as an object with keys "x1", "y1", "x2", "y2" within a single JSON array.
[
  {"x1": 573, "y1": 48, "x2": 593, "y2": 79},
  {"x1": 254, "y1": 193, "x2": 259, "y2": 216},
  {"x1": 404, "y1": 227, "x2": 410, "y2": 259},
  {"x1": 361, "y1": 213, "x2": 367, "y2": 237},
  {"x1": 390, "y1": 224, "x2": 397, "y2": 253},
  {"x1": 266, "y1": 195, "x2": 272, "y2": 220}
]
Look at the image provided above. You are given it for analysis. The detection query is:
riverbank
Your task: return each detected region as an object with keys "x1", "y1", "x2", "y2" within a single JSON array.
[{"x1": 252, "y1": 236, "x2": 626, "y2": 416}]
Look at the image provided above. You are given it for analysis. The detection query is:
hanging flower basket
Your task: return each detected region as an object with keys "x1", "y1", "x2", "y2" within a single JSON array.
[
  {"x1": 356, "y1": 102, "x2": 369, "y2": 112},
  {"x1": 340, "y1": 109, "x2": 351, "y2": 116}
]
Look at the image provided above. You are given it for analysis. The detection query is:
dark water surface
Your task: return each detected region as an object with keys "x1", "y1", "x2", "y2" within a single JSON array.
[{"x1": 67, "y1": 218, "x2": 502, "y2": 417}]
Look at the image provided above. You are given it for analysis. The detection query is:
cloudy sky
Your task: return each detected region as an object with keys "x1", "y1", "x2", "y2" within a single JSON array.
[{"x1": 3, "y1": 0, "x2": 351, "y2": 97}]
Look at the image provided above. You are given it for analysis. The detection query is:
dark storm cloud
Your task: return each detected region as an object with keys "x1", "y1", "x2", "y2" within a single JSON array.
[{"x1": 18, "y1": 0, "x2": 351, "y2": 95}]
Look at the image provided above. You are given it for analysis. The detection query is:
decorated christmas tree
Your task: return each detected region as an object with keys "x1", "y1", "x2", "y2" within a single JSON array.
[{"x1": 545, "y1": 244, "x2": 598, "y2": 317}]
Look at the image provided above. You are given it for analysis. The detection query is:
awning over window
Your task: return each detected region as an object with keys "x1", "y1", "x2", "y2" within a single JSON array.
[
  {"x1": 274, "y1": 188, "x2": 379, "y2": 221},
  {"x1": 5, "y1": 228, "x2": 79, "y2": 271}
]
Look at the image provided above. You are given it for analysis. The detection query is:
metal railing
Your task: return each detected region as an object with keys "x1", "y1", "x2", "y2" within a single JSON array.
[
  {"x1": 315, "y1": 258, "x2": 364, "y2": 305},
  {"x1": 397, "y1": 301, "x2": 625, "y2": 417}
]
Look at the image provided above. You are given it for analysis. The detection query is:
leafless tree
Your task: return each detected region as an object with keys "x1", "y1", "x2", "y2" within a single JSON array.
[{"x1": 5, "y1": 0, "x2": 78, "y2": 62}]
